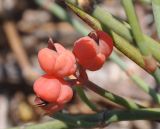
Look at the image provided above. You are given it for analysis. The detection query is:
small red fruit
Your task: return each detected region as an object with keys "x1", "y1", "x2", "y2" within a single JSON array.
[
  {"x1": 33, "y1": 74, "x2": 73, "y2": 104},
  {"x1": 73, "y1": 31, "x2": 113, "y2": 71},
  {"x1": 38, "y1": 43, "x2": 76, "y2": 77}
]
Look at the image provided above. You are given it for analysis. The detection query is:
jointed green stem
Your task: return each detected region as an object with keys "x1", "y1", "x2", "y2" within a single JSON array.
[
  {"x1": 85, "y1": 80, "x2": 143, "y2": 109},
  {"x1": 53, "y1": 108, "x2": 160, "y2": 127}
]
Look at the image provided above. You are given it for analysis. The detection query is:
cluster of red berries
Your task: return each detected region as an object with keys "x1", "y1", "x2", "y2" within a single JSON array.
[
  {"x1": 34, "y1": 40, "x2": 76, "y2": 113},
  {"x1": 33, "y1": 31, "x2": 113, "y2": 113}
]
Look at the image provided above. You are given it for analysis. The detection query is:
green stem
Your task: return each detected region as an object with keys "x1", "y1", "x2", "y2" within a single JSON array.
[
  {"x1": 85, "y1": 80, "x2": 143, "y2": 109},
  {"x1": 122, "y1": 0, "x2": 149, "y2": 55},
  {"x1": 8, "y1": 120, "x2": 68, "y2": 129},
  {"x1": 53, "y1": 108, "x2": 160, "y2": 128},
  {"x1": 54, "y1": 112, "x2": 98, "y2": 128},
  {"x1": 152, "y1": 0, "x2": 160, "y2": 39},
  {"x1": 75, "y1": 86, "x2": 98, "y2": 111},
  {"x1": 111, "y1": 32, "x2": 145, "y2": 69}
]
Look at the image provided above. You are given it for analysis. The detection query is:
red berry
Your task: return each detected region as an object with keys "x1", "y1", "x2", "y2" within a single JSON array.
[
  {"x1": 73, "y1": 37, "x2": 98, "y2": 61},
  {"x1": 54, "y1": 50, "x2": 76, "y2": 77},
  {"x1": 38, "y1": 48, "x2": 58, "y2": 75},
  {"x1": 33, "y1": 74, "x2": 61, "y2": 103},
  {"x1": 33, "y1": 74, "x2": 73, "y2": 104},
  {"x1": 38, "y1": 43, "x2": 77, "y2": 77},
  {"x1": 73, "y1": 31, "x2": 113, "y2": 71},
  {"x1": 79, "y1": 53, "x2": 105, "y2": 71}
]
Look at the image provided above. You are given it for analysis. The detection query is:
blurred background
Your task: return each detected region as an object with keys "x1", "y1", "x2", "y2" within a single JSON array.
[{"x1": 0, "y1": 0, "x2": 159, "y2": 128}]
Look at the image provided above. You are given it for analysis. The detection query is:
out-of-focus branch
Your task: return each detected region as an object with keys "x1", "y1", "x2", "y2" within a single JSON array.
[{"x1": 3, "y1": 21, "x2": 39, "y2": 82}]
